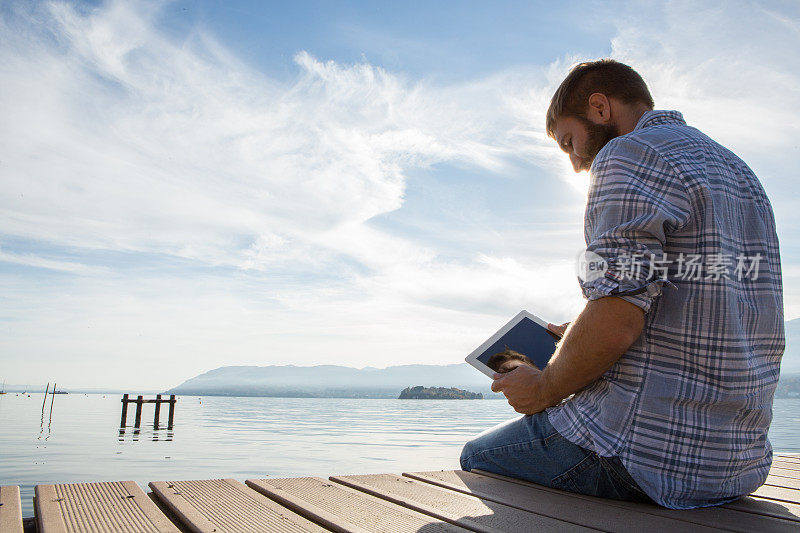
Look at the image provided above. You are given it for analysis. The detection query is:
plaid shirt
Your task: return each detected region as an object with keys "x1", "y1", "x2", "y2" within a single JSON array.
[{"x1": 547, "y1": 110, "x2": 784, "y2": 509}]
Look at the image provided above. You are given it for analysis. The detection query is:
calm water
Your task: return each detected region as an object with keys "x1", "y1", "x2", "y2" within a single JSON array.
[{"x1": 1, "y1": 394, "x2": 798, "y2": 517}]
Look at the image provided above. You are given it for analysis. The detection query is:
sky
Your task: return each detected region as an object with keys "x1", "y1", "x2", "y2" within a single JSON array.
[{"x1": 1, "y1": 0, "x2": 799, "y2": 390}]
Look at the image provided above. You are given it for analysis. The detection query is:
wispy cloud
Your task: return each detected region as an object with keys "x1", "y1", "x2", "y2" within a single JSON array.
[
  {"x1": 0, "y1": 0, "x2": 579, "y2": 387},
  {"x1": 0, "y1": 1, "x2": 557, "y2": 266},
  {"x1": 1, "y1": 0, "x2": 798, "y2": 387},
  {"x1": 608, "y1": 1, "x2": 800, "y2": 158},
  {"x1": 0, "y1": 249, "x2": 107, "y2": 275}
]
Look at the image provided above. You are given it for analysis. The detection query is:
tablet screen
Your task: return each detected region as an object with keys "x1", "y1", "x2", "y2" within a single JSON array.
[{"x1": 475, "y1": 316, "x2": 559, "y2": 371}]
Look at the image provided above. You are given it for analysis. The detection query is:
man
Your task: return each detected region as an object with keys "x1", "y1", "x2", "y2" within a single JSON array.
[{"x1": 460, "y1": 59, "x2": 784, "y2": 509}]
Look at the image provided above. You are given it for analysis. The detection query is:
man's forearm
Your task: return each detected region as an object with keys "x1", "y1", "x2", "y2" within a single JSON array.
[{"x1": 538, "y1": 297, "x2": 645, "y2": 406}]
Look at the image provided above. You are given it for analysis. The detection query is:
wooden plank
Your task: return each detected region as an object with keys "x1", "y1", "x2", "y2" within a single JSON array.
[
  {"x1": 331, "y1": 473, "x2": 597, "y2": 533},
  {"x1": 723, "y1": 496, "x2": 800, "y2": 522},
  {"x1": 766, "y1": 474, "x2": 800, "y2": 490},
  {"x1": 772, "y1": 460, "x2": 800, "y2": 472},
  {"x1": 35, "y1": 481, "x2": 180, "y2": 533},
  {"x1": 776, "y1": 454, "x2": 800, "y2": 462},
  {"x1": 770, "y1": 467, "x2": 800, "y2": 479},
  {"x1": 752, "y1": 483, "x2": 800, "y2": 504},
  {"x1": 0, "y1": 486, "x2": 23, "y2": 533},
  {"x1": 150, "y1": 479, "x2": 329, "y2": 533},
  {"x1": 403, "y1": 470, "x2": 721, "y2": 532},
  {"x1": 146, "y1": 493, "x2": 194, "y2": 533},
  {"x1": 247, "y1": 477, "x2": 469, "y2": 533},
  {"x1": 473, "y1": 468, "x2": 800, "y2": 528},
  {"x1": 772, "y1": 464, "x2": 800, "y2": 473}
]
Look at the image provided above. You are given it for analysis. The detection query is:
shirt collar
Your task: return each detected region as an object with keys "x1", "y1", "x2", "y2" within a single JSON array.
[{"x1": 634, "y1": 110, "x2": 686, "y2": 131}]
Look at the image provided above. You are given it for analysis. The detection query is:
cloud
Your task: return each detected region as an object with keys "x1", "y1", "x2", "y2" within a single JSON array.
[
  {"x1": 1, "y1": 0, "x2": 798, "y2": 387},
  {"x1": 0, "y1": 0, "x2": 583, "y2": 387},
  {"x1": 0, "y1": 1, "x2": 568, "y2": 266},
  {"x1": 0, "y1": 249, "x2": 107, "y2": 275},
  {"x1": 608, "y1": 1, "x2": 800, "y2": 155}
]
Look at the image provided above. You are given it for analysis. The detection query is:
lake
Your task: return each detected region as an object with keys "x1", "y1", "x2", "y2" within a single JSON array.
[{"x1": 1, "y1": 393, "x2": 798, "y2": 517}]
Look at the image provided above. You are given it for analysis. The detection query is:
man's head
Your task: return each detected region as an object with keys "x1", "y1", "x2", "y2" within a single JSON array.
[
  {"x1": 487, "y1": 349, "x2": 538, "y2": 374},
  {"x1": 546, "y1": 59, "x2": 654, "y2": 172}
]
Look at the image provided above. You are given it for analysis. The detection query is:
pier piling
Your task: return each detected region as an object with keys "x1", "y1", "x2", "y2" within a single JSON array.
[
  {"x1": 167, "y1": 395, "x2": 175, "y2": 429},
  {"x1": 134, "y1": 395, "x2": 143, "y2": 428},
  {"x1": 41, "y1": 383, "x2": 50, "y2": 415},
  {"x1": 153, "y1": 394, "x2": 162, "y2": 428},
  {"x1": 119, "y1": 394, "x2": 177, "y2": 429},
  {"x1": 120, "y1": 394, "x2": 129, "y2": 427}
]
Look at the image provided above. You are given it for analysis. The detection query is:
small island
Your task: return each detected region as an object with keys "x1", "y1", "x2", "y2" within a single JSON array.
[{"x1": 398, "y1": 386, "x2": 483, "y2": 400}]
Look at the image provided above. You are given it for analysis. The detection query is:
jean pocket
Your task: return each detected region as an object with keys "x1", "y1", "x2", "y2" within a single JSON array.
[
  {"x1": 550, "y1": 453, "x2": 598, "y2": 494},
  {"x1": 550, "y1": 471, "x2": 580, "y2": 493}
]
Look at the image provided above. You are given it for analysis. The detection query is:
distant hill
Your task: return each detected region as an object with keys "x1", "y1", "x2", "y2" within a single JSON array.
[
  {"x1": 165, "y1": 318, "x2": 800, "y2": 400},
  {"x1": 165, "y1": 363, "x2": 500, "y2": 399}
]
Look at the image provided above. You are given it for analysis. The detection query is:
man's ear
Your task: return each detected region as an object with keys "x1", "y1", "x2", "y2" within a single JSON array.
[{"x1": 586, "y1": 93, "x2": 612, "y2": 124}]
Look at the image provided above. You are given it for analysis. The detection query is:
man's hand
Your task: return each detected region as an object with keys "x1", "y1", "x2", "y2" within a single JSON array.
[
  {"x1": 492, "y1": 297, "x2": 645, "y2": 415},
  {"x1": 491, "y1": 364, "x2": 556, "y2": 415}
]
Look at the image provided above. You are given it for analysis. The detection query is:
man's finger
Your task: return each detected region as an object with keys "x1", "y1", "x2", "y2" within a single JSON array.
[{"x1": 491, "y1": 375, "x2": 505, "y2": 393}]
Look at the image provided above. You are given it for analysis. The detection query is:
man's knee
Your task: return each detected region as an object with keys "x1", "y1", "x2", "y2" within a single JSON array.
[
  {"x1": 460, "y1": 415, "x2": 533, "y2": 472},
  {"x1": 460, "y1": 438, "x2": 477, "y2": 471}
]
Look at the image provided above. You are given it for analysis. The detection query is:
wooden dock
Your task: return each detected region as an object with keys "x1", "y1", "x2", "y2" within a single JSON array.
[{"x1": 3, "y1": 454, "x2": 798, "y2": 532}]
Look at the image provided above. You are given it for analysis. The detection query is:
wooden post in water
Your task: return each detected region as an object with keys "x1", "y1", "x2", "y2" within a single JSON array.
[
  {"x1": 167, "y1": 395, "x2": 176, "y2": 428},
  {"x1": 134, "y1": 395, "x2": 143, "y2": 428},
  {"x1": 153, "y1": 394, "x2": 162, "y2": 428},
  {"x1": 120, "y1": 394, "x2": 129, "y2": 427},
  {"x1": 41, "y1": 382, "x2": 50, "y2": 415},
  {"x1": 48, "y1": 382, "x2": 56, "y2": 421},
  {"x1": 119, "y1": 394, "x2": 175, "y2": 431}
]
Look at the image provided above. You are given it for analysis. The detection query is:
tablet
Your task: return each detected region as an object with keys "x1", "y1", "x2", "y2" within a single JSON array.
[{"x1": 465, "y1": 310, "x2": 561, "y2": 378}]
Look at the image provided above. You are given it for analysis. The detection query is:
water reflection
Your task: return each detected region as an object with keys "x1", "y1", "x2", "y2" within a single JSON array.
[
  {"x1": 118, "y1": 426, "x2": 174, "y2": 442},
  {"x1": 38, "y1": 384, "x2": 57, "y2": 441}
]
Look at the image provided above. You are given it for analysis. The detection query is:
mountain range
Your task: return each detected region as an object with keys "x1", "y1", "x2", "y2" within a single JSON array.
[
  {"x1": 165, "y1": 318, "x2": 800, "y2": 399},
  {"x1": 165, "y1": 363, "x2": 499, "y2": 398},
  {"x1": 5, "y1": 320, "x2": 798, "y2": 397}
]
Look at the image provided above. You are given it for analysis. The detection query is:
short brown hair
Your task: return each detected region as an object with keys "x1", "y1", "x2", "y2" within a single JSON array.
[
  {"x1": 546, "y1": 59, "x2": 654, "y2": 138},
  {"x1": 486, "y1": 349, "x2": 536, "y2": 372}
]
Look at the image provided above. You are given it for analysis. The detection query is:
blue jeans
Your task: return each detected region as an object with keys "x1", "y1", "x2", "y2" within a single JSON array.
[{"x1": 460, "y1": 412, "x2": 651, "y2": 503}]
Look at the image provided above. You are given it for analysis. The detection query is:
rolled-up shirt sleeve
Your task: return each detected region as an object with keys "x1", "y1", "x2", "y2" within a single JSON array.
[{"x1": 582, "y1": 137, "x2": 691, "y2": 313}]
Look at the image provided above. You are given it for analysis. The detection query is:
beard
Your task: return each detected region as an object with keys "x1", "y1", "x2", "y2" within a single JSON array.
[{"x1": 577, "y1": 117, "x2": 618, "y2": 170}]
